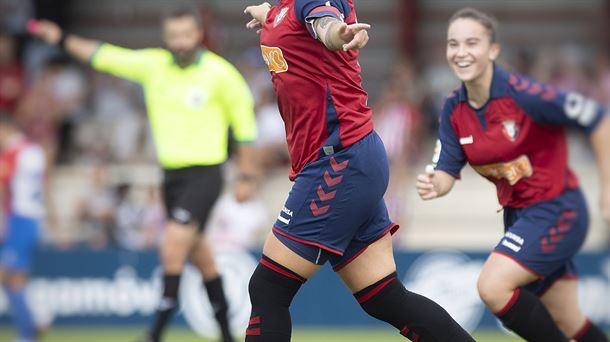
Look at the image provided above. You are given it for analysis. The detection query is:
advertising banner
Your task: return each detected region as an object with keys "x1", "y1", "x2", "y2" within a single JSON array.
[{"x1": 0, "y1": 248, "x2": 607, "y2": 337}]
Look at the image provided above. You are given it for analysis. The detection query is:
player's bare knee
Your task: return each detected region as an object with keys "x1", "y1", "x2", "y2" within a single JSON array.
[{"x1": 477, "y1": 274, "x2": 507, "y2": 308}]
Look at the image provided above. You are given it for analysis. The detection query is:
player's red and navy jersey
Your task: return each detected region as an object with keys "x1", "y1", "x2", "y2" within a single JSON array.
[
  {"x1": 435, "y1": 64, "x2": 607, "y2": 208},
  {"x1": 259, "y1": 0, "x2": 373, "y2": 180},
  {"x1": 0, "y1": 135, "x2": 45, "y2": 219}
]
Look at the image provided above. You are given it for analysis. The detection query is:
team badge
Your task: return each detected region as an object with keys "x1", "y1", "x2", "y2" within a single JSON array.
[
  {"x1": 274, "y1": 7, "x2": 289, "y2": 27},
  {"x1": 502, "y1": 120, "x2": 519, "y2": 142},
  {"x1": 185, "y1": 87, "x2": 208, "y2": 109}
]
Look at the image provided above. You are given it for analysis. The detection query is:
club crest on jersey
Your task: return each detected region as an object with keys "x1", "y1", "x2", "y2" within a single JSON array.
[
  {"x1": 185, "y1": 87, "x2": 208, "y2": 109},
  {"x1": 274, "y1": 7, "x2": 289, "y2": 27},
  {"x1": 261, "y1": 45, "x2": 289, "y2": 73},
  {"x1": 502, "y1": 120, "x2": 519, "y2": 142}
]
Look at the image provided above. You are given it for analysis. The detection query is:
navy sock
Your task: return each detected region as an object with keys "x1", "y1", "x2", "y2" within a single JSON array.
[
  {"x1": 355, "y1": 273, "x2": 475, "y2": 341},
  {"x1": 245, "y1": 255, "x2": 305, "y2": 342},
  {"x1": 495, "y1": 288, "x2": 568, "y2": 342},
  {"x1": 573, "y1": 320, "x2": 609, "y2": 342}
]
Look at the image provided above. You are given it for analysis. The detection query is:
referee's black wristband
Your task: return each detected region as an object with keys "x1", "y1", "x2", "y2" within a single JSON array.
[{"x1": 58, "y1": 31, "x2": 69, "y2": 50}]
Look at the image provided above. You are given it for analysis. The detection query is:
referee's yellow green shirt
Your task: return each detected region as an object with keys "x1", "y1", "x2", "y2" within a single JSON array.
[{"x1": 91, "y1": 44, "x2": 257, "y2": 169}]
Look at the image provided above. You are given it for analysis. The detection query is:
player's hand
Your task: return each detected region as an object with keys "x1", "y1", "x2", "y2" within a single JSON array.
[
  {"x1": 27, "y1": 19, "x2": 62, "y2": 45},
  {"x1": 416, "y1": 171, "x2": 439, "y2": 200},
  {"x1": 244, "y1": 2, "x2": 271, "y2": 34},
  {"x1": 338, "y1": 23, "x2": 370, "y2": 51}
]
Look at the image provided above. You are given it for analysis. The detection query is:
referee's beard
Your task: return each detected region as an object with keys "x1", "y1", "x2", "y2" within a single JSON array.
[{"x1": 170, "y1": 47, "x2": 198, "y2": 68}]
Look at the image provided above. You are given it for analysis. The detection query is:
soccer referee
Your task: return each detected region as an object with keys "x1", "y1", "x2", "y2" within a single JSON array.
[{"x1": 31, "y1": 6, "x2": 258, "y2": 342}]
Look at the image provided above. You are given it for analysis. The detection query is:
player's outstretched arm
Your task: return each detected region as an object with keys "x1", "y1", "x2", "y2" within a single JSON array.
[
  {"x1": 28, "y1": 20, "x2": 99, "y2": 63},
  {"x1": 244, "y1": 2, "x2": 271, "y2": 34},
  {"x1": 416, "y1": 169, "x2": 456, "y2": 200},
  {"x1": 314, "y1": 17, "x2": 370, "y2": 52},
  {"x1": 590, "y1": 114, "x2": 610, "y2": 224}
]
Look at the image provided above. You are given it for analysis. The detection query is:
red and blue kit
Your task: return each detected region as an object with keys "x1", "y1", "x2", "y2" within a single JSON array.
[
  {"x1": 259, "y1": 0, "x2": 397, "y2": 269},
  {"x1": 0, "y1": 136, "x2": 45, "y2": 272},
  {"x1": 435, "y1": 64, "x2": 607, "y2": 293}
]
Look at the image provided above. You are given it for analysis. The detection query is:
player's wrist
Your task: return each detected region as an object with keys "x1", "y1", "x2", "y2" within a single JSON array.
[{"x1": 57, "y1": 30, "x2": 70, "y2": 49}]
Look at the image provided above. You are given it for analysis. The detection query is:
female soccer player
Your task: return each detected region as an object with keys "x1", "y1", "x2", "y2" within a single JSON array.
[
  {"x1": 243, "y1": 1, "x2": 474, "y2": 341},
  {"x1": 416, "y1": 7, "x2": 609, "y2": 342}
]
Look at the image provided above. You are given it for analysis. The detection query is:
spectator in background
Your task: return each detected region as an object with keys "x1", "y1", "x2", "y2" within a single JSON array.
[
  {"x1": 76, "y1": 164, "x2": 116, "y2": 249},
  {"x1": 420, "y1": 46, "x2": 460, "y2": 135},
  {"x1": 255, "y1": 86, "x2": 288, "y2": 170},
  {"x1": 113, "y1": 182, "x2": 146, "y2": 251},
  {"x1": 0, "y1": 0, "x2": 33, "y2": 34},
  {"x1": 14, "y1": 57, "x2": 86, "y2": 166},
  {"x1": 591, "y1": 50, "x2": 610, "y2": 107},
  {"x1": 85, "y1": 73, "x2": 145, "y2": 163},
  {"x1": 549, "y1": 45, "x2": 591, "y2": 96},
  {"x1": 374, "y1": 76, "x2": 421, "y2": 235},
  {"x1": 206, "y1": 192, "x2": 267, "y2": 252},
  {"x1": 0, "y1": 30, "x2": 24, "y2": 113},
  {"x1": 139, "y1": 185, "x2": 165, "y2": 249}
]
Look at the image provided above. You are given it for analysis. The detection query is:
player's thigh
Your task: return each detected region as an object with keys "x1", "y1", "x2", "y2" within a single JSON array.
[
  {"x1": 540, "y1": 278, "x2": 586, "y2": 337},
  {"x1": 337, "y1": 233, "x2": 396, "y2": 293},
  {"x1": 160, "y1": 221, "x2": 198, "y2": 263},
  {"x1": 262, "y1": 232, "x2": 321, "y2": 280}
]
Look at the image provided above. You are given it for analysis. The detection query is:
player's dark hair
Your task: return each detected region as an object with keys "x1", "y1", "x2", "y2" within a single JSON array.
[
  {"x1": 449, "y1": 7, "x2": 499, "y2": 43},
  {"x1": 161, "y1": 4, "x2": 203, "y2": 29}
]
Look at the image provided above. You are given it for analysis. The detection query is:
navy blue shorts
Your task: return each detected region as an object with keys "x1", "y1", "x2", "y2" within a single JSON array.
[
  {"x1": 494, "y1": 188, "x2": 589, "y2": 295},
  {"x1": 0, "y1": 214, "x2": 40, "y2": 272},
  {"x1": 273, "y1": 131, "x2": 398, "y2": 271}
]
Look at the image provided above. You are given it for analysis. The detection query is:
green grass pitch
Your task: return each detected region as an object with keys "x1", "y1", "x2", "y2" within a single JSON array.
[
  {"x1": 2, "y1": 327, "x2": 608, "y2": 341},
  {"x1": 0, "y1": 327, "x2": 528, "y2": 341}
]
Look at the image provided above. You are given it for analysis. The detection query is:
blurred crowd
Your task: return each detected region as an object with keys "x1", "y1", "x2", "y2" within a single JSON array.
[{"x1": 0, "y1": 1, "x2": 608, "y2": 251}]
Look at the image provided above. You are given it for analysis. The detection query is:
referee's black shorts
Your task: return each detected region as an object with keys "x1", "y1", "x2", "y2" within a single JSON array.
[{"x1": 162, "y1": 165, "x2": 223, "y2": 232}]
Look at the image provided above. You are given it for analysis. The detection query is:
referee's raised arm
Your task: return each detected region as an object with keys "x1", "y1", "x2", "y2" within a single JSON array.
[{"x1": 28, "y1": 20, "x2": 99, "y2": 63}]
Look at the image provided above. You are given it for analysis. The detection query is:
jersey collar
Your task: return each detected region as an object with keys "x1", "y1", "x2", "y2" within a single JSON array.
[
  {"x1": 171, "y1": 48, "x2": 206, "y2": 68},
  {"x1": 458, "y1": 64, "x2": 511, "y2": 103}
]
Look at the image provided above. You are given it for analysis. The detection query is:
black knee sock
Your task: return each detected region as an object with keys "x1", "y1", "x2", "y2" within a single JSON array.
[
  {"x1": 573, "y1": 320, "x2": 609, "y2": 342},
  {"x1": 148, "y1": 274, "x2": 180, "y2": 341},
  {"x1": 355, "y1": 273, "x2": 474, "y2": 342},
  {"x1": 245, "y1": 255, "x2": 305, "y2": 342},
  {"x1": 205, "y1": 276, "x2": 233, "y2": 342},
  {"x1": 495, "y1": 288, "x2": 569, "y2": 342}
]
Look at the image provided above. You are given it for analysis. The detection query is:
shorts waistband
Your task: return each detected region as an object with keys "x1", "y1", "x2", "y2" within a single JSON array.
[{"x1": 318, "y1": 130, "x2": 374, "y2": 157}]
